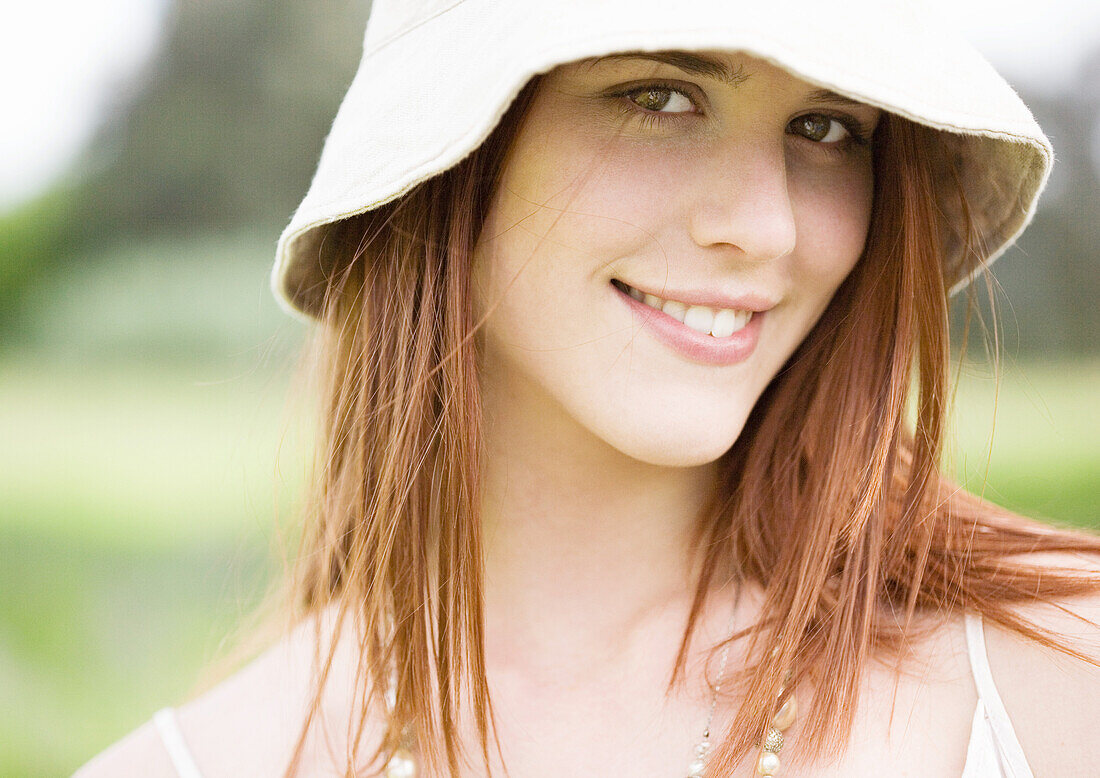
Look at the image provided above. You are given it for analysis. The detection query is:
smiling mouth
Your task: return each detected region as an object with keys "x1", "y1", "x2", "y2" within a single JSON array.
[{"x1": 610, "y1": 279, "x2": 754, "y2": 338}]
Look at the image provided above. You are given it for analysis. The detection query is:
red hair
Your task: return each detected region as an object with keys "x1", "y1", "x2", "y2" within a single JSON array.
[{"x1": 217, "y1": 75, "x2": 1100, "y2": 776}]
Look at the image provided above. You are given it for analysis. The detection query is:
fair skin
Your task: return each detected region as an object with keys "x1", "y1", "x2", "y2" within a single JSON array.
[{"x1": 77, "y1": 51, "x2": 1100, "y2": 778}]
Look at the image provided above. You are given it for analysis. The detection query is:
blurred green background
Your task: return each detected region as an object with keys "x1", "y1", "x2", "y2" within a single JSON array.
[{"x1": 2, "y1": 1, "x2": 1098, "y2": 775}]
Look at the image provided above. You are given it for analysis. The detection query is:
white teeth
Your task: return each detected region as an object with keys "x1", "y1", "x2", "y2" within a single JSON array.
[
  {"x1": 682, "y1": 305, "x2": 714, "y2": 335},
  {"x1": 661, "y1": 299, "x2": 687, "y2": 322},
  {"x1": 710, "y1": 308, "x2": 751, "y2": 337},
  {"x1": 620, "y1": 281, "x2": 753, "y2": 338}
]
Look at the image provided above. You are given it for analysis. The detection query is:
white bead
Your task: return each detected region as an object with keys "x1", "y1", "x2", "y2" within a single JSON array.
[
  {"x1": 385, "y1": 748, "x2": 417, "y2": 778},
  {"x1": 771, "y1": 695, "x2": 797, "y2": 730},
  {"x1": 687, "y1": 758, "x2": 706, "y2": 776},
  {"x1": 756, "y1": 750, "x2": 781, "y2": 775}
]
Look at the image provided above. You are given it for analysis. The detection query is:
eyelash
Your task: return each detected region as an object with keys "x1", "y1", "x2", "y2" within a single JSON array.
[{"x1": 608, "y1": 82, "x2": 874, "y2": 154}]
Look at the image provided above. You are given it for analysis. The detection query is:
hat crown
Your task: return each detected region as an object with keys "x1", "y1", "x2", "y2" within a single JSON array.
[
  {"x1": 361, "y1": 0, "x2": 944, "y2": 45},
  {"x1": 364, "y1": 0, "x2": 463, "y2": 50}
]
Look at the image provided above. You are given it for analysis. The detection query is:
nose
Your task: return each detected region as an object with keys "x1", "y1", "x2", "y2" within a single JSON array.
[{"x1": 687, "y1": 140, "x2": 798, "y2": 263}]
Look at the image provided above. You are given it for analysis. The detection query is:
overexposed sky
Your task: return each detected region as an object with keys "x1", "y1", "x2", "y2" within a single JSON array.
[
  {"x1": 0, "y1": 0, "x2": 169, "y2": 212},
  {"x1": 2, "y1": 0, "x2": 1100, "y2": 213},
  {"x1": 951, "y1": 0, "x2": 1100, "y2": 87}
]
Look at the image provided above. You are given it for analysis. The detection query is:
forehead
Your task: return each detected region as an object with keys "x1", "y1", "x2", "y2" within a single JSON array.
[{"x1": 564, "y1": 49, "x2": 869, "y2": 110}]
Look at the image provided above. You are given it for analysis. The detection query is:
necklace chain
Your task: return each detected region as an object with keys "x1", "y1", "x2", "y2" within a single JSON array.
[{"x1": 685, "y1": 596, "x2": 737, "y2": 777}]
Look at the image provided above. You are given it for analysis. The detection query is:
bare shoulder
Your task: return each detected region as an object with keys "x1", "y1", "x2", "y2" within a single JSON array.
[
  {"x1": 981, "y1": 550, "x2": 1100, "y2": 773},
  {"x1": 73, "y1": 604, "x2": 386, "y2": 777},
  {"x1": 72, "y1": 717, "x2": 182, "y2": 778}
]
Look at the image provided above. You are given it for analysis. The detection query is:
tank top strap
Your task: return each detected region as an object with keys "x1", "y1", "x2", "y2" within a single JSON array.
[
  {"x1": 963, "y1": 612, "x2": 1035, "y2": 778},
  {"x1": 152, "y1": 707, "x2": 205, "y2": 778}
]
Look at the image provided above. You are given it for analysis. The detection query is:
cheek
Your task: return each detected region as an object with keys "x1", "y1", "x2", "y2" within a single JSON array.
[
  {"x1": 485, "y1": 120, "x2": 683, "y2": 265},
  {"x1": 472, "y1": 131, "x2": 651, "y2": 354},
  {"x1": 473, "y1": 138, "x2": 687, "y2": 359},
  {"x1": 789, "y1": 164, "x2": 875, "y2": 288}
]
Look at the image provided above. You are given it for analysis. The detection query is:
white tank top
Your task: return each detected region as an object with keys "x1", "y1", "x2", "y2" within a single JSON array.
[{"x1": 152, "y1": 613, "x2": 1032, "y2": 777}]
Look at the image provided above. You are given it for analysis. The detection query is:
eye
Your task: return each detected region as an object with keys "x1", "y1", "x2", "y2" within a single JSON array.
[
  {"x1": 790, "y1": 114, "x2": 852, "y2": 144},
  {"x1": 607, "y1": 83, "x2": 701, "y2": 127},
  {"x1": 626, "y1": 85, "x2": 696, "y2": 115}
]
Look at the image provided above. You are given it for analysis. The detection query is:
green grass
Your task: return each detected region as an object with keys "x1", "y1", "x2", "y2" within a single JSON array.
[
  {"x1": 0, "y1": 359, "x2": 308, "y2": 775},
  {"x1": 0, "y1": 531, "x2": 270, "y2": 776},
  {"x1": 0, "y1": 360, "x2": 311, "y2": 548},
  {"x1": 0, "y1": 350, "x2": 1095, "y2": 775},
  {"x1": 948, "y1": 357, "x2": 1099, "y2": 529}
]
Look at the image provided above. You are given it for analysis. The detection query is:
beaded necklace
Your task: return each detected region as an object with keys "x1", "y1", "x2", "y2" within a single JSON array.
[
  {"x1": 753, "y1": 672, "x2": 798, "y2": 776},
  {"x1": 381, "y1": 598, "x2": 797, "y2": 778}
]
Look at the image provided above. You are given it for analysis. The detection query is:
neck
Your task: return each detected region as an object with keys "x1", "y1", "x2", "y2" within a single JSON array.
[{"x1": 478, "y1": 367, "x2": 720, "y2": 668}]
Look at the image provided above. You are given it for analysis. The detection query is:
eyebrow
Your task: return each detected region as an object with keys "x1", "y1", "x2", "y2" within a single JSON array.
[{"x1": 583, "y1": 51, "x2": 869, "y2": 109}]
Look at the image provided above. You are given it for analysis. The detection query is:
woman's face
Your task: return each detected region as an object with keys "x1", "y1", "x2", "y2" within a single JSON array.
[{"x1": 472, "y1": 50, "x2": 881, "y2": 467}]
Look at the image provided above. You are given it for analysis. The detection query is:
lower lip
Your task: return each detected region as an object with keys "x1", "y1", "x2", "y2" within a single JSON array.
[{"x1": 611, "y1": 281, "x2": 765, "y2": 366}]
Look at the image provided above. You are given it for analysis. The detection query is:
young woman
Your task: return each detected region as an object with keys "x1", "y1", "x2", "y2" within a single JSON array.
[{"x1": 78, "y1": 1, "x2": 1100, "y2": 776}]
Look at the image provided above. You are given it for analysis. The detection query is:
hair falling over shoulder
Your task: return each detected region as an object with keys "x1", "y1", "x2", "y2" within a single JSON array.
[{"x1": 257, "y1": 78, "x2": 1100, "y2": 777}]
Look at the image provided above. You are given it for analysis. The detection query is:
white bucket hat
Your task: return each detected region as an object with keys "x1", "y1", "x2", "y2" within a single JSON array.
[{"x1": 270, "y1": 0, "x2": 1053, "y2": 322}]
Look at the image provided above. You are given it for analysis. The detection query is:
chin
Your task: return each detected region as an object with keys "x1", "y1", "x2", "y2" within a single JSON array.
[{"x1": 604, "y1": 415, "x2": 750, "y2": 469}]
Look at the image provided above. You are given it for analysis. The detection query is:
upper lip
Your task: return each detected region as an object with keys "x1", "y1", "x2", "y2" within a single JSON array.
[{"x1": 613, "y1": 278, "x2": 778, "y2": 313}]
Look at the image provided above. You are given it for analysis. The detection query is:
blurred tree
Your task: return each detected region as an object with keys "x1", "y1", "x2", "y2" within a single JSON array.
[
  {"x1": 75, "y1": 0, "x2": 368, "y2": 236},
  {"x1": 0, "y1": 0, "x2": 367, "y2": 331},
  {"x1": 953, "y1": 57, "x2": 1100, "y2": 355},
  {"x1": 0, "y1": 186, "x2": 78, "y2": 337}
]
